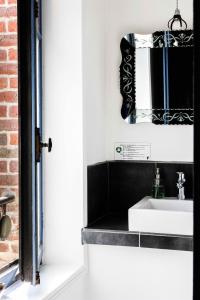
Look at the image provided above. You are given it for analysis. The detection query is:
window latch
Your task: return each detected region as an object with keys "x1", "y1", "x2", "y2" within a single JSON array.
[{"x1": 36, "y1": 128, "x2": 52, "y2": 163}]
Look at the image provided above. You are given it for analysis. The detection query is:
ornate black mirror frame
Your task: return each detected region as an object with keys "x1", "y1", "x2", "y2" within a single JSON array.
[{"x1": 120, "y1": 30, "x2": 194, "y2": 125}]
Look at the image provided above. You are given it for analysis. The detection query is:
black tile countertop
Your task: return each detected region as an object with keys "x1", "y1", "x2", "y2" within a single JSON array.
[
  {"x1": 82, "y1": 228, "x2": 193, "y2": 252},
  {"x1": 88, "y1": 213, "x2": 128, "y2": 231},
  {"x1": 82, "y1": 229, "x2": 139, "y2": 247},
  {"x1": 82, "y1": 213, "x2": 193, "y2": 252}
]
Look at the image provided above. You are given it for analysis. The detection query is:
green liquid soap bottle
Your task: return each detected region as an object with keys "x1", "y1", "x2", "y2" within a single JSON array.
[{"x1": 152, "y1": 168, "x2": 165, "y2": 199}]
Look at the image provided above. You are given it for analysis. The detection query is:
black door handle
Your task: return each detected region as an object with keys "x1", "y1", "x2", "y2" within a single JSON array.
[
  {"x1": 36, "y1": 128, "x2": 52, "y2": 162},
  {"x1": 41, "y1": 138, "x2": 52, "y2": 153}
]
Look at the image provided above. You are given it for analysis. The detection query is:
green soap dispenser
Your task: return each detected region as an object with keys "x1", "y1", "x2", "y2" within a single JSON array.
[{"x1": 152, "y1": 168, "x2": 165, "y2": 199}]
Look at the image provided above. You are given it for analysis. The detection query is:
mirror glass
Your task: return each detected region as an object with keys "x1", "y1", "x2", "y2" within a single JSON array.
[{"x1": 120, "y1": 31, "x2": 194, "y2": 125}]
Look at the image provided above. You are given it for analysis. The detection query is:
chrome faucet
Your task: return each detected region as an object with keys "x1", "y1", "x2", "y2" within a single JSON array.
[{"x1": 176, "y1": 172, "x2": 186, "y2": 200}]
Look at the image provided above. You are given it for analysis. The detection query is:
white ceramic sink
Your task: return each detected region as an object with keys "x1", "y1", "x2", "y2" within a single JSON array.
[{"x1": 128, "y1": 196, "x2": 193, "y2": 235}]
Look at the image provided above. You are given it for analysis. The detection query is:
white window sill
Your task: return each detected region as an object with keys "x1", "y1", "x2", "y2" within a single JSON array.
[{"x1": 2, "y1": 263, "x2": 86, "y2": 300}]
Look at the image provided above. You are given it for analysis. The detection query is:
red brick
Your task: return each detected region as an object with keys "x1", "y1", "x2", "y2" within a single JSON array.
[
  {"x1": 10, "y1": 187, "x2": 18, "y2": 195},
  {"x1": 8, "y1": 48, "x2": 17, "y2": 60},
  {"x1": 11, "y1": 241, "x2": 19, "y2": 253},
  {"x1": 6, "y1": 202, "x2": 18, "y2": 212},
  {"x1": 9, "y1": 105, "x2": 17, "y2": 117},
  {"x1": 0, "y1": 174, "x2": 18, "y2": 185},
  {"x1": 10, "y1": 215, "x2": 18, "y2": 225},
  {"x1": 9, "y1": 160, "x2": 18, "y2": 172},
  {"x1": 14, "y1": 224, "x2": 19, "y2": 231},
  {"x1": 9, "y1": 77, "x2": 17, "y2": 88},
  {"x1": 0, "y1": 78, "x2": 7, "y2": 88},
  {"x1": 0, "y1": 64, "x2": 17, "y2": 75},
  {"x1": 0, "y1": 119, "x2": 18, "y2": 130},
  {"x1": 0, "y1": 134, "x2": 7, "y2": 145},
  {"x1": 0, "y1": 188, "x2": 9, "y2": 195},
  {"x1": 6, "y1": 6, "x2": 17, "y2": 17},
  {"x1": 0, "y1": 21, "x2": 6, "y2": 32},
  {"x1": 0, "y1": 242, "x2": 9, "y2": 252},
  {"x1": 0, "y1": 91, "x2": 17, "y2": 102},
  {"x1": 0, "y1": 161, "x2": 7, "y2": 173},
  {"x1": 0, "y1": 105, "x2": 7, "y2": 116},
  {"x1": 0, "y1": 3, "x2": 19, "y2": 250},
  {"x1": 8, "y1": 231, "x2": 18, "y2": 241},
  {"x1": 0, "y1": 35, "x2": 17, "y2": 47},
  {"x1": 0, "y1": 148, "x2": 18, "y2": 158},
  {"x1": 0, "y1": 50, "x2": 6, "y2": 61},
  {"x1": 8, "y1": 20, "x2": 17, "y2": 32},
  {"x1": 0, "y1": 7, "x2": 6, "y2": 17},
  {"x1": 0, "y1": 34, "x2": 17, "y2": 47},
  {"x1": 10, "y1": 133, "x2": 18, "y2": 145}
]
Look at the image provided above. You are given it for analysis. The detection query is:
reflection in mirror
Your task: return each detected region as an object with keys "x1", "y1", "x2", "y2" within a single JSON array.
[{"x1": 120, "y1": 31, "x2": 194, "y2": 125}]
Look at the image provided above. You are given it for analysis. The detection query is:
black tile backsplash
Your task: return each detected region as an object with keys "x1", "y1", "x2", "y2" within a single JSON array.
[
  {"x1": 87, "y1": 162, "x2": 109, "y2": 225},
  {"x1": 88, "y1": 213, "x2": 128, "y2": 231},
  {"x1": 87, "y1": 161, "x2": 193, "y2": 227},
  {"x1": 157, "y1": 162, "x2": 193, "y2": 199},
  {"x1": 109, "y1": 161, "x2": 155, "y2": 213}
]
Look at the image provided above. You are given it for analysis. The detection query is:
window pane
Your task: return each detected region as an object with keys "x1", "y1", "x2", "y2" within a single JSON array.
[{"x1": 0, "y1": 0, "x2": 18, "y2": 270}]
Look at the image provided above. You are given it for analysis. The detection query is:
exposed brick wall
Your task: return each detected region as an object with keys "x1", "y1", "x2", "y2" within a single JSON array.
[{"x1": 0, "y1": 0, "x2": 18, "y2": 259}]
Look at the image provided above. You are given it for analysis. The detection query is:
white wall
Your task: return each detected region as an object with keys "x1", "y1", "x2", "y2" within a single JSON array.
[
  {"x1": 43, "y1": 0, "x2": 84, "y2": 266},
  {"x1": 83, "y1": 0, "x2": 106, "y2": 165},
  {"x1": 41, "y1": 0, "x2": 194, "y2": 299},
  {"x1": 82, "y1": 0, "x2": 107, "y2": 227},
  {"x1": 82, "y1": 1, "x2": 194, "y2": 300},
  {"x1": 104, "y1": 0, "x2": 193, "y2": 162},
  {"x1": 83, "y1": 0, "x2": 193, "y2": 164},
  {"x1": 46, "y1": 246, "x2": 192, "y2": 300},
  {"x1": 86, "y1": 245, "x2": 193, "y2": 300}
]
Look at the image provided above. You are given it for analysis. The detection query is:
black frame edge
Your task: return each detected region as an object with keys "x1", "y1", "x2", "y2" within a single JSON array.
[{"x1": 18, "y1": 0, "x2": 35, "y2": 283}]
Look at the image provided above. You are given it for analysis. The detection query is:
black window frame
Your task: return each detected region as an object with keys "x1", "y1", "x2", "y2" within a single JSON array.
[
  {"x1": 0, "y1": 0, "x2": 40, "y2": 289},
  {"x1": 0, "y1": 0, "x2": 43, "y2": 288},
  {"x1": 18, "y1": 0, "x2": 43, "y2": 285},
  {"x1": 18, "y1": 0, "x2": 37, "y2": 284}
]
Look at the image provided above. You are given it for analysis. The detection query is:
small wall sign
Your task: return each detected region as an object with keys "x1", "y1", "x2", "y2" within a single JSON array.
[{"x1": 114, "y1": 143, "x2": 151, "y2": 160}]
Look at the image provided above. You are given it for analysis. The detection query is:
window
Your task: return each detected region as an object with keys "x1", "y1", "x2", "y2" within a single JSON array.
[
  {"x1": 0, "y1": 0, "x2": 45, "y2": 288},
  {"x1": 19, "y1": 0, "x2": 44, "y2": 285},
  {"x1": 0, "y1": 0, "x2": 19, "y2": 286}
]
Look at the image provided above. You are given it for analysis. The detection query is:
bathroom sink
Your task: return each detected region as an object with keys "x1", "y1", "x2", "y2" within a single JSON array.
[{"x1": 128, "y1": 196, "x2": 193, "y2": 235}]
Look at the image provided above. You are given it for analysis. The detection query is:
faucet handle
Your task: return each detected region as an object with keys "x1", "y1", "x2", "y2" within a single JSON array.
[{"x1": 177, "y1": 172, "x2": 185, "y2": 182}]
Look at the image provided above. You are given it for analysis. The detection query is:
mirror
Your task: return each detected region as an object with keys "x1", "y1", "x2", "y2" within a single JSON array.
[{"x1": 120, "y1": 30, "x2": 194, "y2": 125}]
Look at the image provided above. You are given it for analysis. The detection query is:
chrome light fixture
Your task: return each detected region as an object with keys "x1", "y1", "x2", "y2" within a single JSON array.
[{"x1": 168, "y1": 0, "x2": 187, "y2": 30}]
